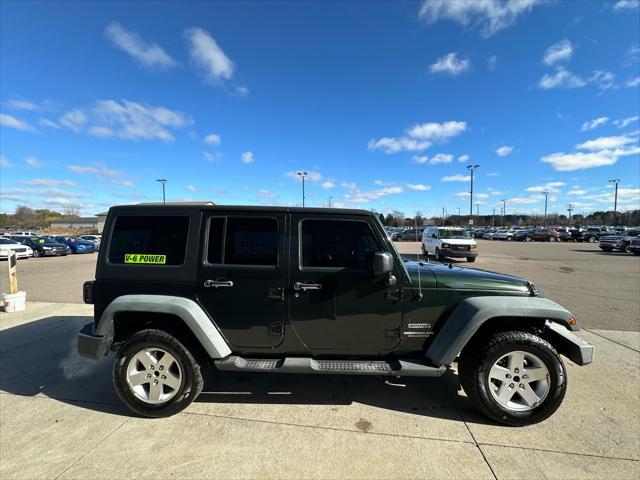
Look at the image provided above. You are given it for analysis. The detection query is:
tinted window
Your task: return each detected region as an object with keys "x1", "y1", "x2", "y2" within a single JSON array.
[
  {"x1": 224, "y1": 217, "x2": 277, "y2": 266},
  {"x1": 301, "y1": 220, "x2": 380, "y2": 269},
  {"x1": 108, "y1": 216, "x2": 189, "y2": 265}
]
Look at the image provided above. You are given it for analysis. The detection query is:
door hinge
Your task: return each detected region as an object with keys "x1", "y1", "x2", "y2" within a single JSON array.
[
  {"x1": 385, "y1": 289, "x2": 401, "y2": 302},
  {"x1": 384, "y1": 328, "x2": 401, "y2": 338}
]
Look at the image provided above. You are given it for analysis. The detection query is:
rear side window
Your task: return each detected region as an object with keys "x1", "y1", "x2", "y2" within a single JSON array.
[
  {"x1": 108, "y1": 216, "x2": 189, "y2": 265},
  {"x1": 206, "y1": 216, "x2": 278, "y2": 266},
  {"x1": 301, "y1": 219, "x2": 379, "y2": 269}
]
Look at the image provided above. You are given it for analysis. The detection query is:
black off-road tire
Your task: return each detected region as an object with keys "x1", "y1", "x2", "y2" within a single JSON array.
[
  {"x1": 600, "y1": 247, "x2": 612, "y2": 252},
  {"x1": 435, "y1": 247, "x2": 444, "y2": 262},
  {"x1": 33, "y1": 249, "x2": 41, "y2": 258},
  {"x1": 421, "y1": 244, "x2": 427, "y2": 255},
  {"x1": 113, "y1": 329, "x2": 204, "y2": 418},
  {"x1": 466, "y1": 256, "x2": 476, "y2": 263},
  {"x1": 458, "y1": 331, "x2": 567, "y2": 426}
]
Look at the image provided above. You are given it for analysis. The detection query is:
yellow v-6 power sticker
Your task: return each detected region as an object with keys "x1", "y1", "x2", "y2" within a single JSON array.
[{"x1": 124, "y1": 253, "x2": 167, "y2": 264}]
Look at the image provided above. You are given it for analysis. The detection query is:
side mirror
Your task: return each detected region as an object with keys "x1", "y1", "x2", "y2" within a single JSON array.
[
  {"x1": 432, "y1": 234, "x2": 437, "y2": 239},
  {"x1": 373, "y1": 251, "x2": 393, "y2": 276}
]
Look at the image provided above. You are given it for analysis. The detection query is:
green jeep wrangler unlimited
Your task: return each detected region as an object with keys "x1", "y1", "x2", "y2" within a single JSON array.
[{"x1": 78, "y1": 204, "x2": 593, "y2": 426}]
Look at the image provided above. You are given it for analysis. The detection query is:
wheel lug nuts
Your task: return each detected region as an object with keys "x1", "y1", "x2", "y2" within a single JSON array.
[
  {"x1": 146, "y1": 374, "x2": 152, "y2": 378},
  {"x1": 519, "y1": 384, "x2": 524, "y2": 389},
  {"x1": 150, "y1": 365, "x2": 154, "y2": 370},
  {"x1": 523, "y1": 374, "x2": 528, "y2": 379},
  {"x1": 506, "y1": 374, "x2": 511, "y2": 379},
  {"x1": 153, "y1": 379, "x2": 158, "y2": 385},
  {"x1": 159, "y1": 366, "x2": 164, "y2": 370},
  {"x1": 514, "y1": 368, "x2": 519, "y2": 373},
  {"x1": 162, "y1": 375, "x2": 166, "y2": 379},
  {"x1": 509, "y1": 383, "x2": 514, "y2": 388}
]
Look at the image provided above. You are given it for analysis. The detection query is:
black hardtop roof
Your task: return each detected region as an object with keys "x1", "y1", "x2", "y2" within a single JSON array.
[{"x1": 108, "y1": 203, "x2": 375, "y2": 217}]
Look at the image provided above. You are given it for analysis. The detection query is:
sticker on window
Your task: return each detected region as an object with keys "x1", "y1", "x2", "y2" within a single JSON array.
[{"x1": 124, "y1": 254, "x2": 167, "y2": 264}]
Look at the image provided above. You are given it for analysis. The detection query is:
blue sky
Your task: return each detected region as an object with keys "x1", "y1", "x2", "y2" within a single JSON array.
[{"x1": 1, "y1": 0, "x2": 639, "y2": 218}]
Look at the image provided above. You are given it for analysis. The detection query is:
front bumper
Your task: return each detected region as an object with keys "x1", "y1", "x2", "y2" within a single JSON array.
[
  {"x1": 599, "y1": 241, "x2": 624, "y2": 249},
  {"x1": 546, "y1": 321, "x2": 594, "y2": 366},
  {"x1": 77, "y1": 323, "x2": 112, "y2": 360},
  {"x1": 629, "y1": 245, "x2": 640, "y2": 253},
  {"x1": 441, "y1": 248, "x2": 478, "y2": 258}
]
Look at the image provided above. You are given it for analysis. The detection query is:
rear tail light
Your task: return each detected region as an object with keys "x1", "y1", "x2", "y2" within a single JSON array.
[{"x1": 83, "y1": 281, "x2": 94, "y2": 304}]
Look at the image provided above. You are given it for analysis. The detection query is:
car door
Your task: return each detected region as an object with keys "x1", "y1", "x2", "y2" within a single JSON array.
[
  {"x1": 196, "y1": 212, "x2": 287, "y2": 349},
  {"x1": 289, "y1": 214, "x2": 403, "y2": 351}
]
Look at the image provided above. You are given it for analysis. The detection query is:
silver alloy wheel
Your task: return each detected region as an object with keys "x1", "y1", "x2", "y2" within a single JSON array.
[
  {"x1": 487, "y1": 350, "x2": 550, "y2": 412},
  {"x1": 126, "y1": 348, "x2": 183, "y2": 405}
]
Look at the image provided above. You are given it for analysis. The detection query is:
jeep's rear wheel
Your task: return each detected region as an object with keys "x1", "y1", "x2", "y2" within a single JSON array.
[
  {"x1": 458, "y1": 331, "x2": 566, "y2": 426},
  {"x1": 113, "y1": 329, "x2": 203, "y2": 418}
]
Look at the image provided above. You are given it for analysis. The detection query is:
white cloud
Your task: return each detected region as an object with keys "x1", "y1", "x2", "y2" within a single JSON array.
[
  {"x1": 543, "y1": 39, "x2": 573, "y2": 65},
  {"x1": 458, "y1": 154, "x2": 470, "y2": 162},
  {"x1": 589, "y1": 70, "x2": 615, "y2": 91},
  {"x1": 407, "y1": 184, "x2": 431, "y2": 191},
  {"x1": 241, "y1": 151, "x2": 254, "y2": 164},
  {"x1": 321, "y1": 181, "x2": 335, "y2": 189},
  {"x1": 581, "y1": 117, "x2": 609, "y2": 131},
  {"x1": 538, "y1": 67, "x2": 586, "y2": 90},
  {"x1": 407, "y1": 121, "x2": 467, "y2": 141},
  {"x1": 0, "y1": 154, "x2": 11, "y2": 168},
  {"x1": 59, "y1": 109, "x2": 88, "y2": 132},
  {"x1": 487, "y1": 55, "x2": 497, "y2": 71},
  {"x1": 412, "y1": 153, "x2": 453, "y2": 164},
  {"x1": 185, "y1": 27, "x2": 235, "y2": 84},
  {"x1": 105, "y1": 22, "x2": 178, "y2": 70},
  {"x1": 87, "y1": 126, "x2": 114, "y2": 138},
  {"x1": 541, "y1": 147, "x2": 640, "y2": 171},
  {"x1": 614, "y1": 116, "x2": 639, "y2": 128},
  {"x1": 576, "y1": 134, "x2": 636, "y2": 151},
  {"x1": 441, "y1": 174, "x2": 471, "y2": 182},
  {"x1": 67, "y1": 162, "x2": 134, "y2": 188},
  {"x1": 186, "y1": 184, "x2": 197, "y2": 192},
  {"x1": 39, "y1": 118, "x2": 60, "y2": 129},
  {"x1": 368, "y1": 137, "x2": 431, "y2": 154},
  {"x1": 0, "y1": 113, "x2": 37, "y2": 132},
  {"x1": 525, "y1": 181, "x2": 565, "y2": 193},
  {"x1": 21, "y1": 178, "x2": 77, "y2": 187},
  {"x1": 203, "y1": 133, "x2": 221, "y2": 146},
  {"x1": 626, "y1": 76, "x2": 640, "y2": 87},
  {"x1": 496, "y1": 146, "x2": 513, "y2": 156},
  {"x1": 428, "y1": 53, "x2": 470, "y2": 76},
  {"x1": 486, "y1": 172, "x2": 499, "y2": 176},
  {"x1": 58, "y1": 100, "x2": 192, "y2": 141},
  {"x1": 345, "y1": 186, "x2": 403, "y2": 204},
  {"x1": 6, "y1": 99, "x2": 37, "y2": 111},
  {"x1": 613, "y1": 1, "x2": 640, "y2": 11},
  {"x1": 256, "y1": 189, "x2": 278, "y2": 201},
  {"x1": 508, "y1": 195, "x2": 543, "y2": 205},
  {"x1": 340, "y1": 181, "x2": 357, "y2": 191},
  {"x1": 25, "y1": 155, "x2": 43, "y2": 168},
  {"x1": 568, "y1": 189, "x2": 587, "y2": 195},
  {"x1": 203, "y1": 151, "x2": 221, "y2": 162},
  {"x1": 418, "y1": 0, "x2": 541, "y2": 37}
]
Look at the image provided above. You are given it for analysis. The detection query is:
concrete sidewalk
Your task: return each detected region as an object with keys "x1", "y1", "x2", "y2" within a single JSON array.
[{"x1": 1, "y1": 303, "x2": 638, "y2": 479}]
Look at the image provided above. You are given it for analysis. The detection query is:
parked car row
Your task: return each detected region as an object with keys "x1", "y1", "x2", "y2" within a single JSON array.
[
  {"x1": 598, "y1": 229, "x2": 640, "y2": 254},
  {"x1": 472, "y1": 226, "x2": 635, "y2": 243},
  {"x1": 0, "y1": 234, "x2": 101, "y2": 259}
]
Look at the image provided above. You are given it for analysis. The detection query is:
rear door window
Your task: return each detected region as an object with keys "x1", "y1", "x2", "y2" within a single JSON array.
[
  {"x1": 108, "y1": 216, "x2": 189, "y2": 265},
  {"x1": 206, "y1": 216, "x2": 278, "y2": 266}
]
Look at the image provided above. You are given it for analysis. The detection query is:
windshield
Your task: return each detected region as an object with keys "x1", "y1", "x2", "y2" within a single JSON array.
[
  {"x1": 36, "y1": 237, "x2": 59, "y2": 245},
  {"x1": 0, "y1": 238, "x2": 18, "y2": 245},
  {"x1": 439, "y1": 229, "x2": 471, "y2": 239}
]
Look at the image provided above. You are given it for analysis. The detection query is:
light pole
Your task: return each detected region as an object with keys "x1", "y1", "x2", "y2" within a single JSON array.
[
  {"x1": 442, "y1": 207, "x2": 446, "y2": 226},
  {"x1": 297, "y1": 171, "x2": 308, "y2": 207},
  {"x1": 492, "y1": 208, "x2": 496, "y2": 227},
  {"x1": 156, "y1": 178, "x2": 167, "y2": 204},
  {"x1": 328, "y1": 196, "x2": 333, "y2": 208},
  {"x1": 542, "y1": 191, "x2": 549, "y2": 227},
  {"x1": 457, "y1": 207, "x2": 461, "y2": 217},
  {"x1": 567, "y1": 203, "x2": 573, "y2": 225},
  {"x1": 467, "y1": 164, "x2": 480, "y2": 217},
  {"x1": 476, "y1": 204, "x2": 479, "y2": 216},
  {"x1": 609, "y1": 179, "x2": 620, "y2": 226},
  {"x1": 501, "y1": 199, "x2": 506, "y2": 227}
]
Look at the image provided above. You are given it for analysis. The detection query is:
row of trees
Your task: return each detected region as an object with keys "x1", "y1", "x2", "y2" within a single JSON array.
[
  {"x1": 377, "y1": 210, "x2": 640, "y2": 228},
  {"x1": 0, "y1": 206, "x2": 81, "y2": 229}
]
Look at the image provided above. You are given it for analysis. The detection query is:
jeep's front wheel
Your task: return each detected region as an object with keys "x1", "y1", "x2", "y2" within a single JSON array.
[
  {"x1": 459, "y1": 331, "x2": 566, "y2": 426},
  {"x1": 113, "y1": 329, "x2": 204, "y2": 418}
]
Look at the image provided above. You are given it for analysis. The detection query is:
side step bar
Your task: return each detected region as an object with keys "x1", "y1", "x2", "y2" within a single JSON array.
[{"x1": 214, "y1": 356, "x2": 446, "y2": 377}]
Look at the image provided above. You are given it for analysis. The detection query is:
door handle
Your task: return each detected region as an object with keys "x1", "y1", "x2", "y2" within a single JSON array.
[
  {"x1": 294, "y1": 281, "x2": 322, "y2": 291},
  {"x1": 204, "y1": 278, "x2": 234, "y2": 288}
]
